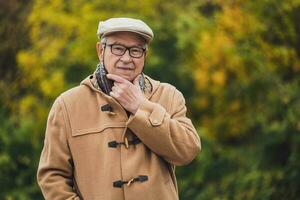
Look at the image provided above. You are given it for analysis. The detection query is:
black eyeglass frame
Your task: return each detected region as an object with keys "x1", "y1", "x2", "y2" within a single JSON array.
[{"x1": 103, "y1": 43, "x2": 146, "y2": 58}]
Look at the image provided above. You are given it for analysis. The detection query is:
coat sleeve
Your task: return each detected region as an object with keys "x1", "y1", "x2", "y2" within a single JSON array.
[
  {"x1": 37, "y1": 97, "x2": 80, "y2": 200},
  {"x1": 127, "y1": 88, "x2": 201, "y2": 166}
]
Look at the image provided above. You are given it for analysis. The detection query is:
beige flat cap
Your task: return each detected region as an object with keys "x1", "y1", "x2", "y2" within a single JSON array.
[{"x1": 97, "y1": 17, "x2": 154, "y2": 43}]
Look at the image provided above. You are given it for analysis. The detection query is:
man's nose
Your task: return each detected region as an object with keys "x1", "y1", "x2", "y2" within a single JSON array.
[{"x1": 120, "y1": 49, "x2": 132, "y2": 63}]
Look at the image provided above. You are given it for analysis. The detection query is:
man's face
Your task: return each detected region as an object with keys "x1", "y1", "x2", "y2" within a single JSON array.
[{"x1": 96, "y1": 32, "x2": 146, "y2": 82}]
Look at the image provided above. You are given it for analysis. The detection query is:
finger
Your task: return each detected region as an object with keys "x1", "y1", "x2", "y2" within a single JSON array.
[
  {"x1": 110, "y1": 91, "x2": 120, "y2": 99},
  {"x1": 109, "y1": 91, "x2": 115, "y2": 98},
  {"x1": 114, "y1": 80, "x2": 133, "y2": 90},
  {"x1": 107, "y1": 74, "x2": 127, "y2": 83},
  {"x1": 112, "y1": 85, "x2": 121, "y2": 94},
  {"x1": 113, "y1": 82, "x2": 122, "y2": 87},
  {"x1": 113, "y1": 83, "x2": 125, "y2": 91},
  {"x1": 111, "y1": 85, "x2": 117, "y2": 92}
]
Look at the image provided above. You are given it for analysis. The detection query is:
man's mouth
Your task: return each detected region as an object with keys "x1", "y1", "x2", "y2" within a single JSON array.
[{"x1": 116, "y1": 66, "x2": 134, "y2": 70}]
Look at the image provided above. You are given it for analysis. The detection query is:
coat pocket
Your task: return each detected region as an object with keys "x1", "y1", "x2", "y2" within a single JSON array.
[{"x1": 71, "y1": 122, "x2": 126, "y2": 137}]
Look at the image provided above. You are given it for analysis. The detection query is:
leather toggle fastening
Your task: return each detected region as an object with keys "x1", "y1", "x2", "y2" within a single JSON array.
[
  {"x1": 108, "y1": 141, "x2": 119, "y2": 148},
  {"x1": 101, "y1": 104, "x2": 113, "y2": 112},
  {"x1": 108, "y1": 138, "x2": 141, "y2": 148},
  {"x1": 113, "y1": 175, "x2": 148, "y2": 188},
  {"x1": 124, "y1": 137, "x2": 129, "y2": 149}
]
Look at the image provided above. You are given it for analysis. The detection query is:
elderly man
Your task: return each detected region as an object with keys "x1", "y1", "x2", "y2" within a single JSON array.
[{"x1": 37, "y1": 17, "x2": 201, "y2": 200}]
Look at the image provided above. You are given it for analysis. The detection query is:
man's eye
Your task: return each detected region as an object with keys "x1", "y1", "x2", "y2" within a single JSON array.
[
  {"x1": 114, "y1": 47, "x2": 124, "y2": 51},
  {"x1": 112, "y1": 45, "x2": 125, "y2": 51},
  {"x1": 131, "y1": 48, "x2": 143, "y2": 53}
]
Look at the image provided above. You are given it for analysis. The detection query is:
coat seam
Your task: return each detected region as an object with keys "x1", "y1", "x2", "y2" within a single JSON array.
[
  {"x1": 168, "y1": 87, "x2": 176, "y2": 114},
  {"x1": 59, "y1": 96, "x2": 72, "y2": 140}
]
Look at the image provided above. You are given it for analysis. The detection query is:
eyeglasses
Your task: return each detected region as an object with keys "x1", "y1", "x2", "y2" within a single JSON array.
[{"x1": 104, "y1": 43, "x2": 146, "y2": 58}]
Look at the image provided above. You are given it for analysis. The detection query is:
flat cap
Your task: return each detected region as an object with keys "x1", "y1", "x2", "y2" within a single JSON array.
[{"x1": 97, "y1": 17, "x2": 154, "y2": 43}]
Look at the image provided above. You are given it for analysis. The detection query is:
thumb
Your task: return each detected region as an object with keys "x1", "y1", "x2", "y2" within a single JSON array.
[{"x1": 133, "y1": 75, "x2": 141, "y2": 86}]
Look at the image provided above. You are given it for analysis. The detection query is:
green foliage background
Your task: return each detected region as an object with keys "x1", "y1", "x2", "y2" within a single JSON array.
[{"x1": 0, "y1": 0, "x2": 299, "y2": 199}]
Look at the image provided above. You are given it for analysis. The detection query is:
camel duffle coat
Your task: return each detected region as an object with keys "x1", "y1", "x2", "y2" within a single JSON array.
[{"x1": 37, "y1": 74, "x2": 201, "y2": 200}]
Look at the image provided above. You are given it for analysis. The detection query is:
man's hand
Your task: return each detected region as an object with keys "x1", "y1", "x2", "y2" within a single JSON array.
[{"x1": 106, "y1": 74, "x2": 145, "y2": 114}]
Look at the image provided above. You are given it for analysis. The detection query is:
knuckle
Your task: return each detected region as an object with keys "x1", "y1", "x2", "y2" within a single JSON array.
[{"x1": 119, "y1": 84, "x2": 125, "y2": 89}]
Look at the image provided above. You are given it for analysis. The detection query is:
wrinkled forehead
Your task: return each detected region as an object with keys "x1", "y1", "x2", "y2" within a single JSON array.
[{"x1": 104, "y1": 31, "x2": 147, "y2": 46}]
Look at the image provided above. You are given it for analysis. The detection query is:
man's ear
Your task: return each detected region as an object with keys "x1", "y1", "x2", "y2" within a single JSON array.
[
  {"x1": 143, "y1": 50, "x2": 148, "y2": 61},
  {"x1": 96, "y1": 42, "x2": 104, "y2": 62},
  {"x1": 143, "y1": 50, "x2": 148, "y2": 63}
]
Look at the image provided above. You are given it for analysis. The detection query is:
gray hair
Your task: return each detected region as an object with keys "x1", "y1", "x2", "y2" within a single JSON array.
[{"x1": 100, "y1": 37, "x2": 107, "y2": 46}]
